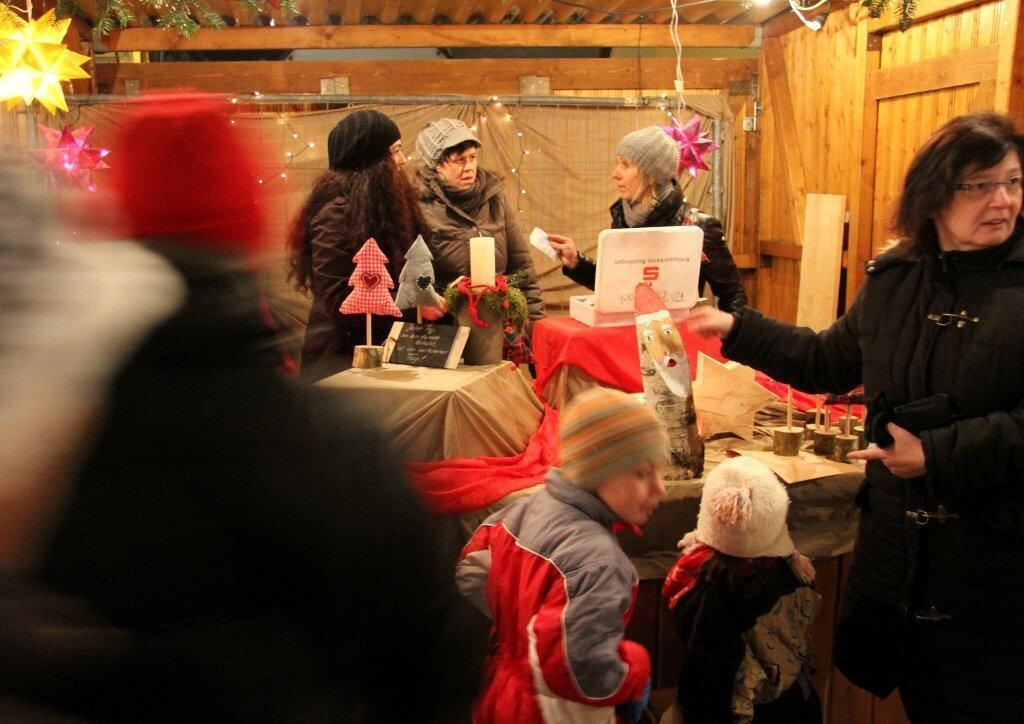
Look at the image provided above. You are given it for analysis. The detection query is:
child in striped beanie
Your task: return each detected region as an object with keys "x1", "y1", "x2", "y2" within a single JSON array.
[{"x1": 456, "y1": 388, "x2": 669, "y2": 723}]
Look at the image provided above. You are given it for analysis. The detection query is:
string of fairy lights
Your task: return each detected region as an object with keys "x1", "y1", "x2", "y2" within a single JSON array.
[
  {"x1": 208, "y1": 93, "x2": 704, "y2": 206},
  {"x1": 227, "y1": 95, "x2": 317, "y2": 186}
]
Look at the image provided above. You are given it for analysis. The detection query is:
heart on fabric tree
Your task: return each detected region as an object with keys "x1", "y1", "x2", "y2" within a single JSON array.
[{"x1": 361, "y1": 273, "x2": 381, "y2": 289}]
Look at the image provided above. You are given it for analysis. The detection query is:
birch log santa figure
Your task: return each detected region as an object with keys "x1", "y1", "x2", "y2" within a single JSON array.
[
  {"x1": 634, "y1": 282, "x2": 704, "y2": 479},
  {"x1": 340, "y1": 237, "x2": 402, "y2": 367}
]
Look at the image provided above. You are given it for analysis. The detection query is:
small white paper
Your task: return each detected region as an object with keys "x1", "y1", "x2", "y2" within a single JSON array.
[{"x1": 529, "y1": 227, "x2": 558, "y2": 260}]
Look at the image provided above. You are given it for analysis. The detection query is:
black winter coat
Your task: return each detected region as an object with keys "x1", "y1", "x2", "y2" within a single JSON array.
[
  {"x1": 564, "y1": 184, "x2": 747, "y2": 312},
  {"x1": 721, "y1": 222, "x2": 1024, "y2": 719},
  {"x1": 35, "y1": 243, "x2": 485, "y2": 722}
]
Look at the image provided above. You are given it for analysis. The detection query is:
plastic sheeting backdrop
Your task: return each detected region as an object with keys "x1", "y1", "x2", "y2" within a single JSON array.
[{"x1": 37, "y1": 97, "x2": 735, "y2": 353}]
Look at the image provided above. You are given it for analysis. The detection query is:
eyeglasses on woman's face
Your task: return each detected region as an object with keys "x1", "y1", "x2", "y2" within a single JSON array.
[
  {"x1": 442, "y1": 150, "x2": 478, "y2": 170},
  {"x1": 951, "y1": 176, "x2": 1023, "y2": 201}
]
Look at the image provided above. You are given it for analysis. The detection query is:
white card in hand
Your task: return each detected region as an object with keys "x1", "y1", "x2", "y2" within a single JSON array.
[{"x1": 530, "y1": 227, "x2": 558, "y2": 260}]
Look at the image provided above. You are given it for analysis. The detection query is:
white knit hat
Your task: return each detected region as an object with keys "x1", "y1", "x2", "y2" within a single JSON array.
[
  {"x1": 415, "y1": 118, "x2": 481, "y2": 167},
  {"x1": 693, "y1": 456, "x2": 795, "y2": 558},
  {"x1": 616, "y1": 126, "x2": 681, "y2": 186}
]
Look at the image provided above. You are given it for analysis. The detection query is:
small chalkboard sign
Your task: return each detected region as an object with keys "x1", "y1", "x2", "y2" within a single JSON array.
[{"x1": 382, "y1": 322, "x2": 470, "y2": 369}]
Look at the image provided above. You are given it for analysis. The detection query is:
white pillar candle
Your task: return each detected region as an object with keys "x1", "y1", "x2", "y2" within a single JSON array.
[{"x1": 469, "y1": 236, "x2": 496, "y2": 287}]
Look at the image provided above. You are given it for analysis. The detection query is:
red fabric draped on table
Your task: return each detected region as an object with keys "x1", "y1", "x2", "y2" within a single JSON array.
[
  {"x1": 532, "y1": 316, "x2": 725, "y2": 395},
  {"x1": 404, "y1": 404, "x2": 561, "y2": 515},
  {"x1": 533, "y1": 317, "x2": 864, "y2": 420}
]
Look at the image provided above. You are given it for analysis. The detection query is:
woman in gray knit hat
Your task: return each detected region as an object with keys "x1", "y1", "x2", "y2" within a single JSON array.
[
  {"x1": 548, "y1": 125, "x2": 746, "y2": 312},
  {"x1": 413, "y1": 118, "x2": 544, "y2": 361}
]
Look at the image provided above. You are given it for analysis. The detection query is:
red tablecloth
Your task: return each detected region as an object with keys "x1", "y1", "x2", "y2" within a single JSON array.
[
  {"x1": 404, "y1": 404, "x2": 560, "y2": 515},
  {"x1": 532, "y1": 317, "x2": 864, "y2": 421},
  {"x1": 532, "y1": 316, "x2": 725, "y2": 397}
]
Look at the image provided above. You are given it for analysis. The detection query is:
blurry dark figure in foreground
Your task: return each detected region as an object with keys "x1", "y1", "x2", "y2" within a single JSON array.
[
  {"x1": 0, "y1": 156, "x2": 166, "y2": 720},
  {"x1": 24, "y1": 95, "x2": 484, "y2": 722}
]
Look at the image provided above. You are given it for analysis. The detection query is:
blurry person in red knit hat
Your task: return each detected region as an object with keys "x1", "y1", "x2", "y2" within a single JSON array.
[{"x1": 31, "y1": 94, "x2": 486, "y2": 722}]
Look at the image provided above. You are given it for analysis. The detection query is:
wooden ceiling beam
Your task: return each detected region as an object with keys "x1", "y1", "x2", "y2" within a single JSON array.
[
  {"x1": 583, "y1": 0, "x2": 629, "y2": 23},
  {"x1": 102, "y1": 23, "x2": 759, "y2": 50},
  {"x1": 430, "y1": 0, "x2": 461, "y2": 22},
  {"x1": 485, "y1": 0, "x2": 514, "y2": 22},
  {"x1": 379, "y1": 0, "x2": 402, "y2": 23},
  {"x1": 550, "y1": 4, "x2": 582, "y2": 22},
  {"x1": 517, "y1": 0, "x2": 552, "y2": 23},
  {"x1": 359, "y1": 0, "x2": 384, "y2": 21},
  {"x1": 303, "y1": 0, "x2": 330, "y2": 24},
  {"x1": 451, "y1": 1, "x2": 479, "y2": 23},
  {"x1": 342, "y1": 0, "x2": 362, "y2": 23},
  {"x1": 713, "y1": 5, "x2": 750, "y2": 24},
  {"x1": 94, "y1": 56, "x2": 756, "y2": 94},
  {"x1": 412, "y1": 1, "x2": 439, "y2": 22}
]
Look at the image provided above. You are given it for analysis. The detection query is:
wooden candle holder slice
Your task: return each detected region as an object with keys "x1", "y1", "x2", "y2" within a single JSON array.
[
  {"x1": 853, "y1": 425, "x2": 867, "y2": 450},
  {"x1": 353, "y1": 344, "x2": 384, "y2": 369},
  {"x1": 811, "y1": 428, "x2": 840, "y2": 457},
  {"x1": 834, "y1": 433, "x2": 859, "y2": 462},
  {"x1": 772, "y1": 426, "x2": 804, "y2": 457}
]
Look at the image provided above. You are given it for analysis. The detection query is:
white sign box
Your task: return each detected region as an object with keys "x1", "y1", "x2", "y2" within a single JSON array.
[{"x1": 570, "y1": 225, "x2": 704, "y2": 327}]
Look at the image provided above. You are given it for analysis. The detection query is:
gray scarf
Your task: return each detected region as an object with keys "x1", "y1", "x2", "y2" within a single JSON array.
[
  {"x1": 439, "y1": 176, "x2": 487, "y2": 216},
  {"x1": 621, "y1": 184, "x2": 673, "y2": 228}
]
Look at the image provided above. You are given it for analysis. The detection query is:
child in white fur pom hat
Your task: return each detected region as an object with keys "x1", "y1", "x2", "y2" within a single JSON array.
[{"x1": 661, "y1": 456, "x2": 822, "y2": 724}]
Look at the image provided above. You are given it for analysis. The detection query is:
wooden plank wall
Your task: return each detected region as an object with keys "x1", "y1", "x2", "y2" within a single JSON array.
[
  {"x1": 868, "y1": 2, "x2": 1006, "y2": 261},
  {"x1": 757, "y1": 0, "x2": 1011, "y2": 323},
  {"x1": 756, "y1": 3, "x2": 863, "y2": 322}
]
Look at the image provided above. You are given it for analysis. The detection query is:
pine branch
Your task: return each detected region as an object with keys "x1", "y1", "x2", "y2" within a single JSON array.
[
  {"x1": 57, "y1": 0, "x2": 295, "y2": 38},
  {"x1": 899, "y1": 0, "x2": 916, "y2": 31},
  {"x1": 55, "y1": 0, "x2": 76, "y2": 20}
]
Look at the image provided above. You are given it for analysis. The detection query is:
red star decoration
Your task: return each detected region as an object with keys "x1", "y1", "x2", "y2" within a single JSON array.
[
  {"x1": 662, "y1": 115, "x2": 720, "y2": 178},
  {"x1": 27, "y1": 123, "x2": 109, "y2": 191}
]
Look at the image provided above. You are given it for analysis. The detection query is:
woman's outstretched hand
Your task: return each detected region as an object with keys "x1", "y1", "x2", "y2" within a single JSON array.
[
  {"x1": 547, "y1": 234, "x2": 579, "y2": 270},
  {"x1": 847, "y1": 423, "x2": 926, "y2": 478},
  {"x1": 684, "y1": 306, "x2": 735, "y2": 339}
]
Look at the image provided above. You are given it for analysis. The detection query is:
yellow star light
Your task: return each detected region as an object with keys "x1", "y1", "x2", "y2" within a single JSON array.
[{"x1": 0, "y1": 8, "x2": 90, "y2": 115}]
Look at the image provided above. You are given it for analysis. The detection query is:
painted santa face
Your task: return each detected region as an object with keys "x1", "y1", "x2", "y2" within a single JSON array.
[
  {"x1": 935, "y1": 151, "x2": 1022, "y2": 252},
  {"x1": 637, "y1": 310, "x2": 691, "y2": 397},
  {"x1": 596, "y1": 462, "x2": 665, "y2": 527}
]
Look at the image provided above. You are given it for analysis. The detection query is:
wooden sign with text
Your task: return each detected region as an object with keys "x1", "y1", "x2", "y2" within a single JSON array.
[{"x1": 383, "y1": 322, "x2": 469, "y2": 370}]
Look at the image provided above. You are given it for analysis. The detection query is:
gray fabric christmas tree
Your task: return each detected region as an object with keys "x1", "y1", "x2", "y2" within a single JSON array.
[{"x1": 395, "y1": 235, "x2": 444, "y2": 309}]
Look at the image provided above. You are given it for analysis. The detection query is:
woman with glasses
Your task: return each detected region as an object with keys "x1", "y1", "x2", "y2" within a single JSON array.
[
  {"x1": 686, "y1": 112, "x2": 1024, "y2": 721},
  {"x1": 413, "y1": 118, "x2": 544, "y2": 358},
  {"x1": 288, "y1": 110, "x2": 430, "y2": 381}
]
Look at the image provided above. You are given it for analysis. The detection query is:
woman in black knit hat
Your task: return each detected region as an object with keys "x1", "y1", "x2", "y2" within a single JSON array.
[{"x1": 288, "y1": 109, "x2": 432, "y2": 380}]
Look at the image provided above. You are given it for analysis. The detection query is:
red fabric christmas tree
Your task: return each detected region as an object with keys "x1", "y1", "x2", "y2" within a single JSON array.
[{"x1": 339, "y1": 238, "x2": 403, "y2": 317}]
